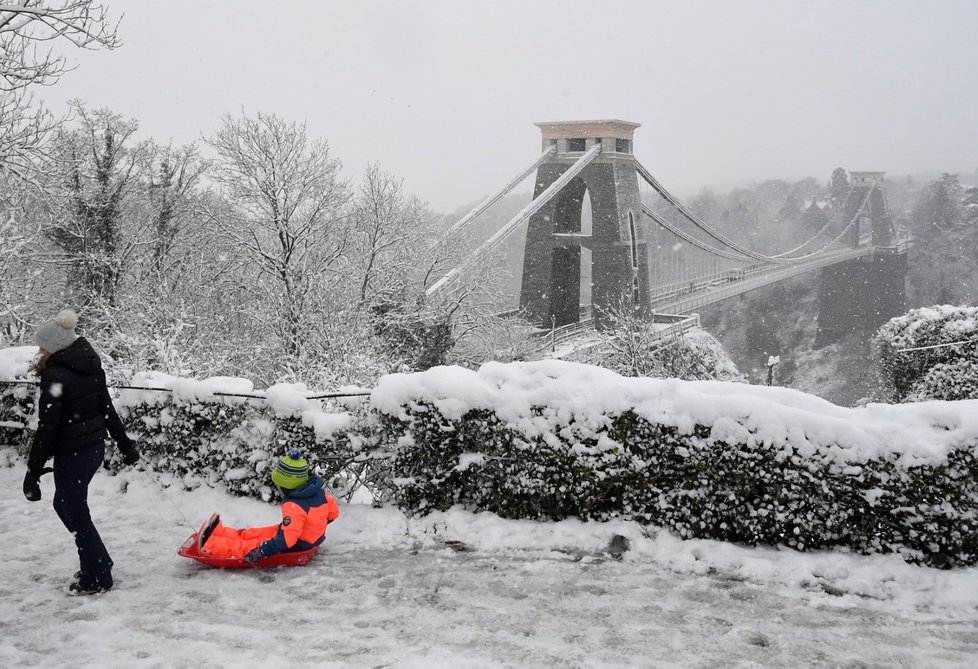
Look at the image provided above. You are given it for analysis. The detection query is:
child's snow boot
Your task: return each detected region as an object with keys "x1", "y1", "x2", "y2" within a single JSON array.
[{"x1": 198, "y1": 513, "x2": 220, "y2": 552}]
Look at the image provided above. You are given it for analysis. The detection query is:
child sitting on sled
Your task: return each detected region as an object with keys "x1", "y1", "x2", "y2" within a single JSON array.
[{"x1": 197, "y1": 450, "x2": 340, "y2": 563}]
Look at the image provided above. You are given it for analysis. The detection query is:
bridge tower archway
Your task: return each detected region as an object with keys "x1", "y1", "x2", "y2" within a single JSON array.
[
  {"x1": 519, "y1": 120, "x2": 651, "y2": 329},
  {"x1": 846, "y1": 171, "x2": 897, "y2": 247}
]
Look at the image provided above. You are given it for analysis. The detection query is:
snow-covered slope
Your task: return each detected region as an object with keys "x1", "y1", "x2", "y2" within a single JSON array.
[{"x1": 2, "y1": 460, "x2": 977, "y2": 668}]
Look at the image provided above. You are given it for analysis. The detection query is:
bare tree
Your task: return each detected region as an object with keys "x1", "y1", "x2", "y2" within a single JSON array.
[
  {"x1": 206, "y1": 111, "x2": 350, "y2": 362},
  {"x1": 145, "y1": 142, "x2": 208, "y2": 273},
  {"x1": 0, "y1": 91, "x2": 53, "y2": 187},
  {"x1": 418, "y1": 222, "x2": 533, "y2": 369},
  {"x1": 0, "y1": 2, "x2": 121, "y2": 186},
  {"x1": 0, "y1": 1, "x2": 120, "y2": 90},
  {"x1": 351, "y1": 163, "x2": 444, "y2": 306},
  {"x1": 0, "y1": 196, "x2": 39, "y2": 341},
  {"x1": 349, "y1": 163, "x2": 529, "y2": 370}
]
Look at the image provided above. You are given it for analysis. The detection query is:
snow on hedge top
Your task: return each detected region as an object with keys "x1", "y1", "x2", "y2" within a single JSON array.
[
  {"x1": 117, "y1": 371, "x2": 256, "y2": 406},
  {"x1": 879, "y1": 304, "x2": 978, "y2": 347},
  {"x1": 370, "y1": 360, "x2": 978, "y2": 466},
  {"x1": 118, "y1": 371, "x2": 351, "y2": 439},
  {"x1": 0, "y1": 347, "x2": 354, "y2": 440},
  {"x1": 0, "y1": 346, "x2": 34, "y2": 380},
  {"x1": 266, "y1": 382, "x2": 352, "y2": 439}
]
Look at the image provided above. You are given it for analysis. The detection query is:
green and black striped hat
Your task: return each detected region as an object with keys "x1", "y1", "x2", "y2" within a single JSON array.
[{"x1": 271, "y1": 449, "x2": 309, "y2": 489}]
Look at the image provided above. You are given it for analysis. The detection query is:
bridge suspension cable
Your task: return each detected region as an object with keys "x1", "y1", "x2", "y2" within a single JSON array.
[
  {"x1": 770, "y1": 186, "x2": 856, "y2": 258},
  {"x1": 445, "y1": 145, "x2": 556, "y2": 237},
  {"x1": 784, "y1": 188, "x2": 872, "y2": 258},
  {"x1": 426, "y1": 143, "x2": 603, "y2": 297},
  {"x1": 635, "y1": 159, "x2": 784, "y2": 263},
  {"x1": 637, "y1": 160, "x2": 878, "y2": 264},
  {"x1": 641, "y1": 204, "x2": 758, "y2": 261}
]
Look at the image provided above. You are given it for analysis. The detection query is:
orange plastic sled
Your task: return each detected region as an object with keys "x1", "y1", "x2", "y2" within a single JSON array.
[{"x1": 177, "y1": 533, "x2": 320, "y2": 569}]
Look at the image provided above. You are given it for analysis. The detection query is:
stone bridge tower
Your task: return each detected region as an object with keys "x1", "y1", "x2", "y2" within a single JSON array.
[
  {"x1": 843, "y1": 171, "x2": 897, "y2": 248},
  {"x1": 519, "y1": 120, "x2": 650, "y2": 329},
  {"x1": 816, "y1": 171, "x2": 908, "y2": 346}
]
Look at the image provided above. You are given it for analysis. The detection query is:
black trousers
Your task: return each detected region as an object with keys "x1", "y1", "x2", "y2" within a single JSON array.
[{"x1": 53, "y1": 441, "x2": 112, "y2": 589}]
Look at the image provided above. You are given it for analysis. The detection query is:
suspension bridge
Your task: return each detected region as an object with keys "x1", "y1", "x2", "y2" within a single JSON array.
[{"x1": 428, "y1": 120, "x2": 911, "y2": 350}]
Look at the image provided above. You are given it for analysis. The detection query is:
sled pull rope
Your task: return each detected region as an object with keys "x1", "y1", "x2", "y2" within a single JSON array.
[
  {"x1": 133, "y1": 467, "x2": 198, "y2": 533},
  {"x1": 132, "y1": 469, "x2": 183, "y2": 531}
]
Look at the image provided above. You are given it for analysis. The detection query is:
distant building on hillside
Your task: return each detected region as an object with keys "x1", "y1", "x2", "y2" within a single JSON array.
[{"x1": 803, "y1": 197, "x2": 829, "y2": 229}]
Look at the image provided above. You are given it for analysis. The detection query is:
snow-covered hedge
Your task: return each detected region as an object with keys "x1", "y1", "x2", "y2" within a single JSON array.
[
  {"x1": 366, "y1": 361, "x2": 978, "y2": 568},
  {"x1": 6, "y1": 346, "x2": 978, "y2": 567},
  {"x1": 113, "y1": 374, "x2": 362, "y2": 499},
  {"x1": 873, "y1": 305, "x2": 978, "y2": 402},
  {"x1": 0, "y1": 350, "x2": 360, "y2": 501},
  {"x1": 0, "y1": 346, "x2": 35, "y2": 450}
]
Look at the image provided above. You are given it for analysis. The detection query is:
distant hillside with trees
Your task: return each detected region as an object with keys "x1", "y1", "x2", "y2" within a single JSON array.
[{"x1": 698, "y1": 169, "x2": 978, "y2": 405}]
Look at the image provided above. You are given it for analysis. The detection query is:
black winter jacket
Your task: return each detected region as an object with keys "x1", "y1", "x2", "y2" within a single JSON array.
[{"x1": 27, "y1": 337, "x2": 134, "y2": 474}]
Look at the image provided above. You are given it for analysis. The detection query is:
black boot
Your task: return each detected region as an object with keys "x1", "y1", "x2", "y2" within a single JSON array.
[{"x1": 68, "y1": 581, "x2": 111, "y2": 596}]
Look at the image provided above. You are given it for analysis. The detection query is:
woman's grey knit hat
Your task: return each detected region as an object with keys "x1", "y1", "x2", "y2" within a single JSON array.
[{"x1": 36, "y1": 309, "x2": 78, "y2": 354}]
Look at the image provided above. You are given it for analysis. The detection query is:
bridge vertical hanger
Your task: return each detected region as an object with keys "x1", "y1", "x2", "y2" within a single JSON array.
[{"x1": 519, "y1": 120, "x2": 648, "y2": 329}]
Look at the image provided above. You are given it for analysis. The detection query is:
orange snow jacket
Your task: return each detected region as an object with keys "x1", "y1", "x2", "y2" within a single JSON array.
[{"x1": 259, "y1": 477, "x2": 340, "y2": 556}]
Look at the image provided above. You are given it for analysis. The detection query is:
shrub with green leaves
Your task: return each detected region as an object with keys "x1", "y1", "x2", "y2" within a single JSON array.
[
  {"x1": 0, "y1": 382, "x2": 33, "y2": 452},
  {"x1": 0, "y1": 347, "x2": 35, "y2": 451},
  {"x1": 111, "y1": 386, "x2": 359, "y2": 500},
  {"x1": 363, "y1": 360, "x2": 978, "y2": 568},
  {"x1": 0, "y1": 359, "x2": 358, "y2": 501},
  {"x1": 873, "y1": 305, "x2": 978, "y2": 402}
]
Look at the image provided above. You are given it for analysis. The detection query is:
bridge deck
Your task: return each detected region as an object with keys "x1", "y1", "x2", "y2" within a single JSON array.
[
  {"x1": 532, "y1": 245, "x2": 884, "y2": 355},
  {"x1": 537, "y1": 313, "x2": 700, "y2": 359},
  {"x1": 649, "y1": 246, "x2": 873, "y2": 313}
]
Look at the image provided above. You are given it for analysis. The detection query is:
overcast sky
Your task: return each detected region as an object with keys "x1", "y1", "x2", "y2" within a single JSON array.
[{"x1": 37, "y1": 0, "x2": 978, "y2": 211}]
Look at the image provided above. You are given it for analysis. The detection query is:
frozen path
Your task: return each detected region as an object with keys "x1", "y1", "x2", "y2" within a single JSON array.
[{"x1": 2, "y1": 460, "x2": 977, "y2": 668}]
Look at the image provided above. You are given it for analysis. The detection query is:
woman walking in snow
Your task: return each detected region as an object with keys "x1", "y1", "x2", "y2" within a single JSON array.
[{"x1": 22, "y1": 309, "x2": 140, "y2": 595}]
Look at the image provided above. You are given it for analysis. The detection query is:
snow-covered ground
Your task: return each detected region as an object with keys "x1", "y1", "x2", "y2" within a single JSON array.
[{"x1": 3, "y1": 458, "x2": 978, "y2": 668}]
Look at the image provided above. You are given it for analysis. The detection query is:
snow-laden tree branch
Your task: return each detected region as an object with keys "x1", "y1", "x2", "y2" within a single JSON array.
[
  {"x1": 0, "y1": 0, "x2": 121, "y2": 91},
  {"x1": 206, "y1": 111, "x2": 351, "y2": 362},
  {"x1": 0, "y1": 89, "x2": 57, "y2": 187},
  {"x1": 0, "y1": 2, "x2": 120, "y2": 189},
  {"x1": 351, "y1": 163, "x2": 450, "y2": 306}
]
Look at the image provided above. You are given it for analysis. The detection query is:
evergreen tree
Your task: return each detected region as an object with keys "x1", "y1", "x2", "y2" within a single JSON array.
[
  {"x1": 906, "y1": 173, "x2": 977, "y2": 305},
  {"x1": 828, "y1": 167, "x2": 849, "y2": 209},
  {"x1": 689, "y1": 188, "x2": 721, "y2": 226},
  {"x1": 146, "y1": 143, "x2": 207, "y2": 274},
  {"x1": 47, "y1": 103, "x2": 146, "y2": 311},
  {"x1": 778, "y1": 193, "x2": 801, "y2": 221},
  {"x1": 913, "y1": 173, "x2": 963, "y2": 237}
]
